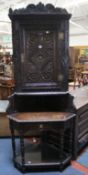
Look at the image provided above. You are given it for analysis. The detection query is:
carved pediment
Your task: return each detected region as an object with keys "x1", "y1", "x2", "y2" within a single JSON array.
[{"x1": 9, "y1": 2, "x2": 71, "y2": 19}]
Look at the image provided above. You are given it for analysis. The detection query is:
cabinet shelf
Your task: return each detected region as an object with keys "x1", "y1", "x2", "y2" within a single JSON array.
[{"x1": 14, "y1": 142, "x2": 71, "y2": 172}]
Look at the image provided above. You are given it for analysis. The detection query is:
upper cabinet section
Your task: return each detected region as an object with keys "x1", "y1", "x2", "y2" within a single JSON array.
[{"x1": 9, "y1": 3, "x2": 71, "y2": 92}]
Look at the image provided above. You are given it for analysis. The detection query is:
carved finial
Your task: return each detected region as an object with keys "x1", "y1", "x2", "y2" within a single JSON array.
[
  {"x1": 9, "y1": 8, "x2": 13, "y2": 15},
  {"x1": 37, "y1": 2, "x2": 45, "y2": 10},
  {"x1": 46, "y1": 4, "x2": 55, "y2": 11},
  {"x1": 27, "y1": 4, "x2": 35, "y2": 10}
]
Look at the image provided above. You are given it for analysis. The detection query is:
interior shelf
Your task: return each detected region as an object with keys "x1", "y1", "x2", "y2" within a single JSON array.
[{"x1": 14, "y1": 142, "x2": 71, "y2": 172}]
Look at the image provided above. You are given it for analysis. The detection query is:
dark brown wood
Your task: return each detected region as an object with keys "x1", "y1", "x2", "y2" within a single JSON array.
[
  {"x1": 8, "y1": 112, "x2": 74, "y2": 122},
  {"x1": 7, "y1": 2, "x2": 76, "y2": 172},
  {"x1": 10, "y1": 120, "x2": 16, "y2": 162},
  {"x1": 9, "y1": 2, "x2": 71, "y2": 92},
  {"x1": 8, "y1": 112, "x2": 75, "y2": 172}
]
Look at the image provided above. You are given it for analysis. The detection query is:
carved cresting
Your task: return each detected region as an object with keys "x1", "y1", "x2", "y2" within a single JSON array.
[{"x1": 9, "y1": 3, "x2": 69, "y2": 15}]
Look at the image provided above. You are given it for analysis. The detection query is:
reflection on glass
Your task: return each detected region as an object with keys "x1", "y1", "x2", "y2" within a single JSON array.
[
  {"x1": 45, "y1": 31, "x2": 50, "y2": 34},
  {"x1": 58, "y1": 32, "x2": 64, "y2": 40},
  {"x1": 38, "y1": 45, "x2": 43, "y2": 49},
  {"x1": 58, "y1": 74, "x2": 63, "y2": 81}
]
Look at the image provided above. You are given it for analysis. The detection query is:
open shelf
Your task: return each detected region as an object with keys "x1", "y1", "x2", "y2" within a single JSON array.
[{"x1": 14, "y1": 142, "x2": 71, "y2": 172}]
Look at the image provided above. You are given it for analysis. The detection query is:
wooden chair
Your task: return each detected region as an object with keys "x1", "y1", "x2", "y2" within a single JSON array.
[{"x1": 69, "y1": 64, "x2": 83, "y2": 90}]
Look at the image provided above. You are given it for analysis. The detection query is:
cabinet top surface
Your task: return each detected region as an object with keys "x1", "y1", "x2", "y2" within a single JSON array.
[
  {"x1": 70, "y1": 86, "x2": 88, "y2": 109},
  {"x1": 8, "y1": 112, "x2": 75, "y2": 123}
]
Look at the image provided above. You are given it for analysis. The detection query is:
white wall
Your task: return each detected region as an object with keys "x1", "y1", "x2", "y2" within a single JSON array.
[{"x1": 69, "y1": 34, "x2": 88, "y2": 46}]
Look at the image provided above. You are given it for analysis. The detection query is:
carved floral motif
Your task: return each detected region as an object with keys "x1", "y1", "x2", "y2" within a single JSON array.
[{"x1": 22, "y1": 30, "x2": 54, "y2": 82}]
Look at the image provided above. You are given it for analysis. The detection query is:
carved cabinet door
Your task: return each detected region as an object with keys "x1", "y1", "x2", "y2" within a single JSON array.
[
  {"x1": 13, "y1": 20, "x2": 69, "y2": 91},
  {"x1": 20, "y1": 28, "x2": 60, "y2": 90}
]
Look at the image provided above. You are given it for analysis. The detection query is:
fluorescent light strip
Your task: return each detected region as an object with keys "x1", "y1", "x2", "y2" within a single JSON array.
[{"x1": 70, "y1": 20, "x2": 88, "y2": 32}]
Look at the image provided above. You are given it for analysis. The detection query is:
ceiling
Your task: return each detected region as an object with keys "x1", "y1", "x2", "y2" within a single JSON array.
[{"x1": 0, "y1": 0, "x2": 88, "y2": 46}]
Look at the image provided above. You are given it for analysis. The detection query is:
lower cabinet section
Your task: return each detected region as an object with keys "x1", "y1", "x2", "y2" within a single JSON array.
[
  {"x1": 14, "y1": 138, "x2": 72, "y2": 172},
  {"x1": 8, "y1": 112, "x2": 75, "y2": 172},
  {"x1": 1, "y1": 86, "x2": 88, "y2": 171}
]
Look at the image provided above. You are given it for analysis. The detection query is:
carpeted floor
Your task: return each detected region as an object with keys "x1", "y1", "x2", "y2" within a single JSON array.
[
  {"x1": 0, "y1": 139, "x2": 87, "y2": 175},
  {"x1": 77, "y1": 150, "x2": 88, "y2": 168}
]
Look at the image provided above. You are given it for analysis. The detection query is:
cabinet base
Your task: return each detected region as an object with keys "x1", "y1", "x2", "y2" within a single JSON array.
[{"x1": 13, "y1": 142, "x2": 71, "y2": 172}]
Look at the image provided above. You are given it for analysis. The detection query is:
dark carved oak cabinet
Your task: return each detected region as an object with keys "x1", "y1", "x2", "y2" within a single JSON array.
[
  {"x1": 7, "y1": 3, "x2": 76, "y2": 172},
  {"x1": 9, "y1": 3, "x2": 71, "y2": 92}
]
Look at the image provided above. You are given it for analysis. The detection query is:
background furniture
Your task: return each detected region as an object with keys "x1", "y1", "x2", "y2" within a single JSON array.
[
  {"x1": 70, "y1": 86, "x2": 88, "y2": 157},
  {"x1": 0, "y1": 84, "x2": 14, "y2": 100},
  {"x1": 0, "y1": 100, "x2": 10, "y2": 137},
  {"x1": 69, "y1": 47, "x2": 80, "y2": 81}
]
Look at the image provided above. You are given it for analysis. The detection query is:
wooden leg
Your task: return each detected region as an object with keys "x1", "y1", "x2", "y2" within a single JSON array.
[
  {"x1": 19, "y1": 129, "x2": 25, "y2": 172},
  {"x1": 9, "y1": 120, "x2": 16, "y2": 162},
  {"x1": 59, "y1": 129, "x2": 64, "y2": 160}
]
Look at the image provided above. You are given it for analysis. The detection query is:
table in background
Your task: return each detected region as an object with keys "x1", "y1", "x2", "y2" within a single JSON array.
[{"x1": 0, "y1": 100, "x2": 11, "y2": 137}]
